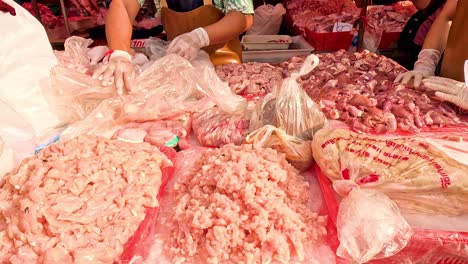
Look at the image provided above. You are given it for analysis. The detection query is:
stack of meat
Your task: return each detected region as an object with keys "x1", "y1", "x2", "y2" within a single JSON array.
[
  {"x1": 148, "y1": 145, "x2": 328, "y2": 263},
  {"x1": 289, "y1": 1, "x2": 416, "y2": 34},
  {"x1": 0, "y1": 135, "x2": 171, "y2": 263},
  {"x1": 279, "y1": 50, "x2": 465, "y2": 134},
  {"x1": 285, "y1": 0, "x2": 357, "y2": 17},
  {"x1": 21, "y1": 3, "x2": 60, "y2": 29}
]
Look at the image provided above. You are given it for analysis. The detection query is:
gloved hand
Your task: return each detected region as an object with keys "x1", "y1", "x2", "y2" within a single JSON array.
[
  {"x1": 395, "y1": 49, "x2": 441, "y2": 87},
  {"x1": 423, "y1": 77, "x2": 468, "y2": 110},
  {"x1": 166, "y1": 27, "x2": 210, "y2": 61},
  {"x1": 92, "y1": 50, "x2": 135, "y2": 96}
]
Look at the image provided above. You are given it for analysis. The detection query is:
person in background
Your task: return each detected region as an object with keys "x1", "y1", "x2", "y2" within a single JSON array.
[
  {"x1": 422, "y1": 61, "x2": 468, "y2": 110},
  {"x1": 93, "y1": 0, "x2": 254, "y2": 95},
  {"x1": 395, "y1": 0, "x2": 458, "y2": 86},
  {"x1": 397, "y1": 0, "x2": 446, "y2": 69}
]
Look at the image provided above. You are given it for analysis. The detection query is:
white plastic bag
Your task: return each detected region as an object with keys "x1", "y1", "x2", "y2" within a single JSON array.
[
  {"x1": 246, "y1": 4, "x2": 286, "y2": 35},
  {"x1": 0, "y1": 0, "x2": 61, "y2": 142},
  {"x1": 336, "y1": 186, "x2": 413, "y2": 263}
]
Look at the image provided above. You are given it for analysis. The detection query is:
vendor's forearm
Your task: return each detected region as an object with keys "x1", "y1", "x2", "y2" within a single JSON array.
[
  {"x1": 105, "y1": 0, "x2": 140, "y2": 52},
  {"x1": 203, "y1": 11, "x2": 253, "y2": 45},
  {"x1": 422, "y1": 0, "x2": 458, "y2": 52}
]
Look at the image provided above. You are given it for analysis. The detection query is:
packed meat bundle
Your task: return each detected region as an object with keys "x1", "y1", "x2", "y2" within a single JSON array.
[
  {"x1": 149, "y1": 145, "x2": 328, "y2": 264},
  {"x1": 215, "y1": 62, "x2": 283, "y2": 96},
  {"x1": 0, "y1": 135, "x2": 171, "y2": 263},
  {"x1": 280, "y1": 50, "x2": 465, "y2": 134},
  {"x1": 191, "y1": 107, "x2": 250, "y2": 147},
  {"x1": 21, "y1": 3, "x2": 60, "y2": 29}
]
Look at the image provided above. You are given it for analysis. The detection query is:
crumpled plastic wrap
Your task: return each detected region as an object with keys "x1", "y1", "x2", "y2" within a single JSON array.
[
  {"x1": 336, "y1": 186, "x2": 413, "y2": 264},
  {"x1": 247, "y1": 54, "x2": 326, "y2": 171},
  {"x1": 52, "y1": 51, "x2": 246, "y2": 142}
]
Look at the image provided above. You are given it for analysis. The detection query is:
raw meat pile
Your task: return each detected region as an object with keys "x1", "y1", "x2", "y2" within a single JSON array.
[
  {"x1": 0, "y1": 135, "x2": 171, "y2": 263},
  {"x1": 285, "y1": 0, "x2": 356, "y2": 17},
  {"x1": 192, "y1": 107, "x2": 250, "y2": 147},
  {"x1": 280, "y1": 50, "x2": 465, "y2": 134},
  {"x1": 215, "y1": 62, "x2": 283, "y2": 96},
  {"x1": 157, "y1": 145, "x2": 327, "y2": 263},
  {"x1": 21, "y1": 3, "x2": 60, "y2": 29},
  {"x1": 289, "y1": 1, "x2": 416, "y2": 33},
  {"x1": 367, "y1": 3, "x2": 417, "y2": 32}
]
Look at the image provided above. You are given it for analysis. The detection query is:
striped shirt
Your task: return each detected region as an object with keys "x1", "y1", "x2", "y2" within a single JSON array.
[{"x1": 137, "y1": 0, "x2": 254, "y2": 16}]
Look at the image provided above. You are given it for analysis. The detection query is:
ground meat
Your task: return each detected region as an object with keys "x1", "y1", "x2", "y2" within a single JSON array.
[
  {"x1": 0, "y1": 135, "x2": 171, "y2": 264},
  {"x1": 159, "y1": 145, "x2": 327, "y2": 264},
  {"x1": 215, "y1": 63, "x2": 283, "y2": 96}
]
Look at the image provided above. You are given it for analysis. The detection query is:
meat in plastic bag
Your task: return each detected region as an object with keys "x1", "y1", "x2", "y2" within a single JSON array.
[
  {"x1": 245, "y1": 125, "x2": 313, "y2": 172},
  {"x1": 250, "y1": 54, "x2": 326, "y2": 140},
  {"x1": 246, "y1": 4, "x2": 287, "y2": 35},
  {"x1": 336, "y1": 186, "x2": 413, "y2": 263},
  {"x1": 192, "y1": 107, "x2": 251, "y2": 147}
]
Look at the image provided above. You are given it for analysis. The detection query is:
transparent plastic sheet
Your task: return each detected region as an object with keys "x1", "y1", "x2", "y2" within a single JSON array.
[
  {"x1": 363, "y1": 24, "x2": 383, "y2": 53},
  {"x1": 59, "y1": 54, "x2": 246, "y2": 140},
  {"x1": 1, "y1": 0, "x2": 62, "y2": 143},
  {"x1": 312, "y1": 128, "x2": 468, "y2": 216},
  {"x1": 335, "y1": 186, "x2": 413, "y2": 264},
  {"x1": 53, "y1": 36, "x2": 94, "y2": 74},
  {"x1": 245, "y1": 125, "x2": 313, "y2": 172},
  {"x1": 250, "y1": 54, "x2": 326, "y2": 141},
  {"x1": 144, "y1": 37, "x2": 168, "y2": 61},
  {"x1": 246, "y1": 4, "x2": 287, "y2": 35},
  {"x1": 315, "y1": 165, "x2": 468, "y2": 264}
]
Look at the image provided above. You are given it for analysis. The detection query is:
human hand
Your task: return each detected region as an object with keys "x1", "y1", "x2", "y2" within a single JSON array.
[
  {"x1": 395, "y1": 49, "x2": 441, "y2": 87},
  {"x1": 92, "y1": 50, "x2": 136, "y2": 96},
  {"x1": 423, "y1": 76, "x2": 468, "y2": 110},
  {"x1": 166, "y1": 27, "x2": 210, "y2": 61}
]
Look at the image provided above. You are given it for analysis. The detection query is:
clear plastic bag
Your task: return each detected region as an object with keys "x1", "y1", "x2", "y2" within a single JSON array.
[
  {"x1": 250, "y1": 54, "x2": 326, "y2": 140},
  {"x1": 0, "y1": 0, "x2": 61, "y2": 142},
  {"x1": 144, "y1": 37, "x2": 168, "y2": 60},
  {"x1": 335, "y1": 186, "x2": 413, "y2": 263},
  {"x1": 363, "y1": 24, "x2": 384, "y2": 53},
  {"x1": 245, "y1": 125, "x2": 313, "y2": 172},
  {"x1": 54, "y1": 36, "x2": 94, "y2": 74},
  {"x1": 246, "y1": 4, "x2": 287, "y2": 35}
]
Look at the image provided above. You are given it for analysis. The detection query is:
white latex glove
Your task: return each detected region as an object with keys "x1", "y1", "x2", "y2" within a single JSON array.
[
  {"x1": 423, "y1": 77, "x2": 468, "y2": 110},
  {"x1": 395, "y1": 49, "x2": 441, "y2": 87},
  {"x1": 92, "y1": 50, "x2": 136, "y2": 96},
  {"x1": 166, "y1": 27, "x2": 210, "y2": 61}
]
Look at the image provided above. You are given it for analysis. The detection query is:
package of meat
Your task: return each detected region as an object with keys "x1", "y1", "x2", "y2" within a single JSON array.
[
  {"x1": 192, "y1": 106, "x2": 251, "y2": 147},
  {"x1": 245, "y1": 125, "x2": 313, "y2": 172},
  {"x1": 312, "y1": 128, "x2": 468, "y2": 215},
  {"x1": 137, "y1": 145, "x2": 336, "y2": 264},
  {"x1": 246, "y1": 4, "x2": 286, "y2": 35},
  {"x1": 250, "y1": 54, "x2": 326, "y2": 140}
]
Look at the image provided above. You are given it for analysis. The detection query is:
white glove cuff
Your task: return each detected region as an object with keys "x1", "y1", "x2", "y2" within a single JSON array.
[
  {"x1": 414, "y1": 49, "x2": 441, "y2": 74},
  {"x1": 107, "y1": 50, "x2": 132, "y2": 62},
  {"x1": 193, "y1": 27, "x2": 210, "y2": 47}
]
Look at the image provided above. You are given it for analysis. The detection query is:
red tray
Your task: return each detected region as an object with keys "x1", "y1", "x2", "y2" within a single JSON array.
[
  {"x1": 379, "y1": 31, "x2": 401, "y2": 49},
  {"x1": 314, "y1": 164, "x2": 468, "y2": 263},
  {"x1": 305, "y1": 28, "x2": 354, "y2": 52}
]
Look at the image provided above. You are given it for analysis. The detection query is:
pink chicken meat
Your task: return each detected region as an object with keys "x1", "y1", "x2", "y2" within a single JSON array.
[
  {"x1": 147, "y1": 145, "x2": 327, "y2": 264},
  {"x1": 0, "y1": 135, "x2": 171, "y2": 264}
]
